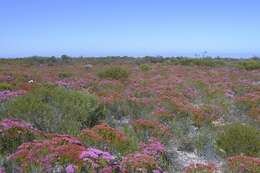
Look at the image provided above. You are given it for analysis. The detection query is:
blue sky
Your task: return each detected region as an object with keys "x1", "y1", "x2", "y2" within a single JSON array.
[{"x1": 0, "y1": 0, "x2": 260, "y2": 57}]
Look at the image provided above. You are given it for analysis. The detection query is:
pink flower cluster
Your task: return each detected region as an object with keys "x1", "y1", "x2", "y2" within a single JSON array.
[
  {"x1": 0, "y1": 167, "x2": 5, "y2": 173},
  {"x1": 140, "y1": 139, "x2": 166, "y2": 156},
  {"x1": 227, "y1": 155, "x2": 260, "y2": 173},
  {"x1": 65, "y1": 164, "x2": 77, "y2": 173},
  {"x1": 80, "y1": 148, "x2": 114, "y2": 161},
  {"x1": 0, "y1": 118, "x2": 34, "y2": 132}
]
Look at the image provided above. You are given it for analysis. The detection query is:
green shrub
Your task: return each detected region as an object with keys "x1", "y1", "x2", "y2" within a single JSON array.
[
  {"x1": 1, "y1": 86, "x2": 104, "y2": 135},
  {"x1": 97, "y1": 66, "x2": 129, "y2": 80},
  {"x1": 173, "y1": 58, "x2": 225, "y2": 67},
  {"x1": 0, "y1": 83, "x2": 13, "y2": 91},
  {"x1": 216, "y1": 123, "x2": 260, "y2": 157},
  {"x1": 58, "y1": 72, "x2": 73, "y2": 79},
  {"x1": 139, "y1": 64, "x2": 151, "y2": 71},
  {"x1": 239, "y1": 60, "x2": 260, "y2": 70}
]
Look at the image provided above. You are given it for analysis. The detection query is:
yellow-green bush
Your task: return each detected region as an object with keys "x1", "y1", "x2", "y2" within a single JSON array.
[
  {"x1": 0, "y1": 83, "x2": 14, "y2": 91},
  {"x1": 97, "y1": 66, "x2": 129, "y2": 80},
  {"x1": 216, "y1": 123, "x2": 260, "y2": 157},
  {"x1": 1, "y1": 86, "x2": 104, "y2": 135}
]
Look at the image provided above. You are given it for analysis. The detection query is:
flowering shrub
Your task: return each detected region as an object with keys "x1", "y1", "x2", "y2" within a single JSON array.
[
  {"x1": 117, "y1": 138, "x2": 167, "y2": 172},
  {"x1": 140, "y1": 139, "x2": 166, "y2": 156},
  {"x1": 0, "y1": 119, "x2": 35, "y2": 154},
  {"x1": 91, "y1": 123, "x2": 127, "y2": 143},
  {"x1": 226, "y1": 155, "x2": 260, "y2": 173},
  {"x1": 183, "y1": 163, "x2": 217, "y2": 173},
  {"x1": 235, "y1": 93, "x2": 260, "y2": 121},
  {"x1": 8, "y1": 135, "x2": 85, "y2": 172},
  {"x1": 80, "y1": 123, "x2": 132, "y2": 154},
  {"x1": 120, "y1": 153, "x2": 157, "y2": 172},
  {"x1": 131, "y1": 119, "x2": 171, "y2": 141},
  {"x1": 8, "y1": 134, "x2": 116, "y2": 172}
]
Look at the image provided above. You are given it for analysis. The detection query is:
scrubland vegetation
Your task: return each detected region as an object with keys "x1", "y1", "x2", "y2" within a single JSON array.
[{"x1": 0, "y1": 56, "x2": 259, "y2": 173}]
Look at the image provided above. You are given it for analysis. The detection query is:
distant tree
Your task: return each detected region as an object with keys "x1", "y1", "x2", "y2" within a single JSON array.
[{"x1": 61, "y1": 54, "x2": 71, "y2": 62}]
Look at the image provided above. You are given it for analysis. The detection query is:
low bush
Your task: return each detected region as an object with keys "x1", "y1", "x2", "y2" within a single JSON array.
[
  {"x1": 226, "y1": 155, "x2": 260, "y2": 173},
  {"x1": 97, "y1": 66, "x2": 129, "y2": 80},
  {"x1": 131, "y1": 119, "x2": 171, "y2": 142},
  {"x1": 216, "y1": 123, "x2": 260, "y2": 157},
  {"x1": 58, "y1": 72, "x2": 73, "y2": 79},
  {"x1": 0, "y1": 119, "x2": 36, "y2": 155},
  {"x1": 239, "y1": 60, "x2": 260, "y2": 70},
  {"x1": 1, "y1": 85, "x2": 104, "y2": 135},
  {"x1": 183, "y1": 163, "x2": 217, "y2": 173},
  {"x1": 79, "y1": 123, "x2": 136, "y2": 154},
  {"x1": 8, "y1": 135, "x2": 115, "y2": 172},
  {"x1": 0, "y1": 127, "x2": 35, "y2": 155},
  {"x1": 139, "y1": 64, "x2": 151, "y2": 71},
  {"x1": 0, "y1": 83, "x2": 13, "y2": 91},
  {"x1": 173, "y1": 58, "x2": 225, "y2": 67}
]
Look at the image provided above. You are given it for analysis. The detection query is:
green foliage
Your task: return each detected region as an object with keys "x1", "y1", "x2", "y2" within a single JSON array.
[
  {"x1": 216, "y1": 123, "x2": 260, "y2": 157},
  {"x1": 0, "y1": 128, "x2": 35, "y2": 155},
  {"x1": 172, "y1": 58, "x2": 226, "y2": 67},
  {"x1": 97, "y1": 66, "x2": 129, "y2": 80},
  {"x1": 1, "y1": 86, "x2": 104, "y2": 135},
  {"x1": 0, "y1": 83, "x2": 13, "y2": 91},
  {"x1": 239, "y1": 60, "x2": 260, "y2": 70},
  {"x1": 139, "y1": 64, "x2": 151, "y2": 71},
  {"x1": 58, "y1": 72, "x2": 73, "y2": 79},
  {"x1": 61, "y1": 54, "x2": 71, "y2": 62}
]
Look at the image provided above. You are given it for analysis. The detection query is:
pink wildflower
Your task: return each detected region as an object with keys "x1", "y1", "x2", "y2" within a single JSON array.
[
  {"x1": 0, "y1": 90, "x2": 25, "y2": 102},
  {"x1": 0, "y1": 118, "x2": 34, "y2": 131},
  {"x1": 66, "y1": 164, "x2": 77, "y2": 173},
  {"x1": 80, "y1": 148, "x2": 114, "y2": 161},
  {"x1": 140, "y1": 139, "x2": 165, "y2": 155}
]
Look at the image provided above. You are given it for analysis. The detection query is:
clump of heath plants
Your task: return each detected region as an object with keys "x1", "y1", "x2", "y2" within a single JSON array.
[
  {"x1": 0, "y1": 119, "x2": 36, "y2": 155},
  {"x1": 238, "y1": 59, "x2": 260, "y2": 70},
  {"x1": 139, "y1": 64, "x2": 151, "y2": 71},
  {"x1": 0, "y1": 83, "x2": 14, "y2": 91},
  {"x1": 1, "y1": 85, "x2": 104, "y2": 135},
  {"x1": 216, "y1": 123, "x2": 260, "y2": 157},
  {"x1": 97, "y1": 66, "x2": 129, "y2": 80},
  {"x1": 226, "y1": 155, "x2": 260, "y2": 173}
]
